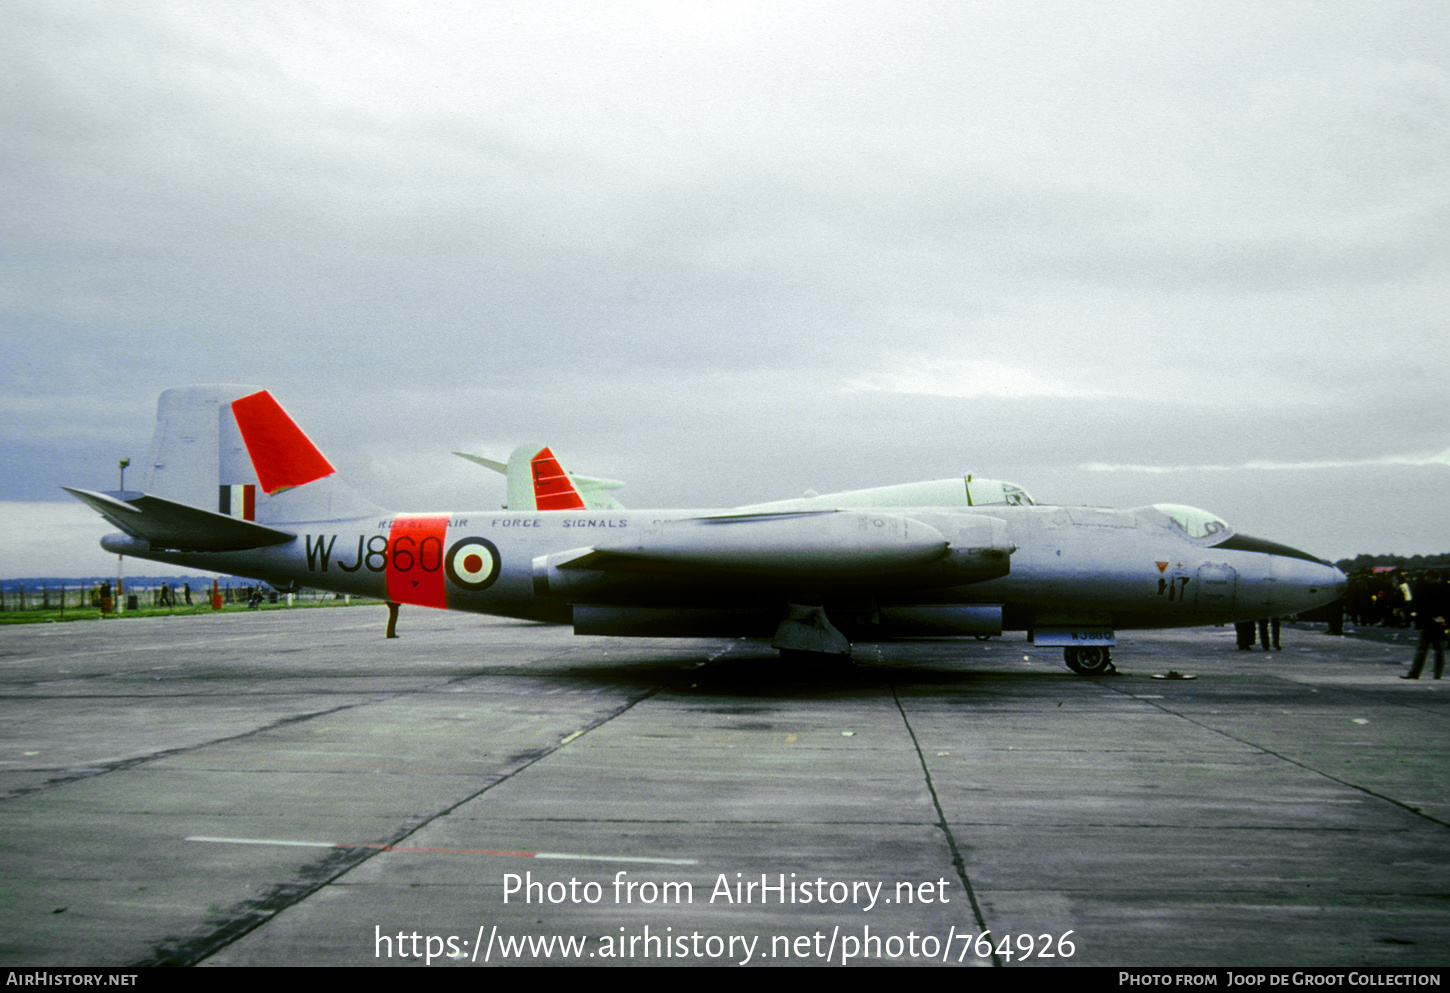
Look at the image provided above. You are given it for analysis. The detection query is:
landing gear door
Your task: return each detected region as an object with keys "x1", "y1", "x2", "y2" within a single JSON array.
[{"x1": 1195, "y1": 562, "x2": 1237, "y2": 616}]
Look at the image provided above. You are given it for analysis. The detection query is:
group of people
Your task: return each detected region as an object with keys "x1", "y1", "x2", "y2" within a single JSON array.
[
  {"x1": 1341, "y1": 568, "x2": 1447, "y2": 679},
  {"x1": 1343, "y1": 569, "x2": 1436, "y2": 629}
]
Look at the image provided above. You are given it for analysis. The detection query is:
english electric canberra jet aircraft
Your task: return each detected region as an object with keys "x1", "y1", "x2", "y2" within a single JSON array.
[{"x1": 67, "y1": 386, "x2": 1346, "y2": 675}]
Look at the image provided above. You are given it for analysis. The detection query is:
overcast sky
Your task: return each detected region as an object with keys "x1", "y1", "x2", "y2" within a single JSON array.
[{"x1": 2, "y1": 0, "x2": 1446, "y2": 576}]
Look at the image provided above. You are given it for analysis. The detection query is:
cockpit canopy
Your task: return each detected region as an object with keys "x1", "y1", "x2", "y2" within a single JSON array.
[
  {"x1": 734, "y1": 475, "x2": 1035, "y2": 514},
  {"x1": 965, "y1": 478, "x2": 1035, "y2": 507},
  {"x1": 1148, "y1": 504, "x2": 1233, "y2": 541},
  {"x1": 1136, "y1": 503, "x2": 1334, "y2": 565}
]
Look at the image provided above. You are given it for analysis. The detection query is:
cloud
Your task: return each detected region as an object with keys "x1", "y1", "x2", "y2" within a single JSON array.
[
  {"x1": 2, "y1": 1, "x2": 1448, "y2": 566},
  {"x1": 1082, "y1": 449, "x2": 1450, "y2": 474},
  {"x1": 0, "y1": 502, "x2": 131, "y2": 578},
  {"x1": 847, "y1": 359, "x2": 1119, "y2": 400}
]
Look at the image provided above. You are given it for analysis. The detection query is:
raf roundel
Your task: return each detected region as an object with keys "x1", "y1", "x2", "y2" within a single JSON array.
[{"x1": 445, "y1": 537, "x2": 501, "y2": 591}]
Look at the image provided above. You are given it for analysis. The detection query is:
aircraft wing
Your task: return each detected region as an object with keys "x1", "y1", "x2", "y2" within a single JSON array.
[
  {"x1": 531, "y1": 510, "x2": 1014, "y2": 596},
  {"x1": 63, "y1": 487, "x2": 297, "y2": 552}
]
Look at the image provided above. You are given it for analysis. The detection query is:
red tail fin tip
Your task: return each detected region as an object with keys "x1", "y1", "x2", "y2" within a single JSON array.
[
  {"x1": 531, "y1": 447, "x2": 586, "y2": 511},
  {"x1": 231, "y1": 391, "x2": 335, "y2": 494}
]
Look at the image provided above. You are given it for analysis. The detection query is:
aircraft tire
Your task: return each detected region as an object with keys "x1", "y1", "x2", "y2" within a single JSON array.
[{"x1": 1065, "y1": 646, "x2": 1113, "y2": 676}]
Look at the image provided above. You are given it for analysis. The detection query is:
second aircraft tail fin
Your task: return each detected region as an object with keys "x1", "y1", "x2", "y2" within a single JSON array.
[{"x1": 456, "y1": 445, "x2": 625, "y2": 511}]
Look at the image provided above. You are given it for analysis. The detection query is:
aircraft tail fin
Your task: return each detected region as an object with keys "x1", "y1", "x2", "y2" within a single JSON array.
[
  {"x1": 130, "y1": 385, "x2": 381, "y2": 525},
  {"x1": 518, "y1": 445, "x2": 585, "y2": 510},
  {"x1": 456, "y1": 445, "x2": 625, "y2": 510}
]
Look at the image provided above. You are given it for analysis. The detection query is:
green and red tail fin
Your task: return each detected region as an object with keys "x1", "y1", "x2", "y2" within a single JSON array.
[
  {"x1": 464, "y1": 444, "x2": 624, "y2": 510},
  {"x1": 529, "y1": 447, "x2": 586, "y2": 510}
]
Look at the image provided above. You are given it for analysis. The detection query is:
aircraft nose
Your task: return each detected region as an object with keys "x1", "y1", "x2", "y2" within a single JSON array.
[
  {"x1": 1273, "y1": 555, "x2": 1346, "y2": 613},
  {"x1": 1215, "y1": 531, "x2": 1345, "y2": 614}
]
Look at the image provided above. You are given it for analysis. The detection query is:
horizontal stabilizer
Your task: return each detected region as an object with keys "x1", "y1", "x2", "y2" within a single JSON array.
[
  {"x1": 454, "y1": 452, "x2": 508, "y2": 475},
  {"x1": 64, "y1": 487, "x2": 296, "y2": 552}
]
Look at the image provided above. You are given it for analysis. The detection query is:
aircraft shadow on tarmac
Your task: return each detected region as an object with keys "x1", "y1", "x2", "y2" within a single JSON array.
[{"x1": 532, "y1": 644, "x2": 1072, "y2": 699}]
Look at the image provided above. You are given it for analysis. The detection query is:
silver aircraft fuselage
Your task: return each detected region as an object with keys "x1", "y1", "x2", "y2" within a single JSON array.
[
  {"x1": 78, "y1": 384, "x2": 1347, "y2": 676},
  {"x1": 102, "y1": 502, "x2": 1344, "y2": 638}
]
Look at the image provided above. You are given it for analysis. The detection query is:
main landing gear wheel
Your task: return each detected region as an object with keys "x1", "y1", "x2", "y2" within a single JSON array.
[{"x1": 1065, "y1": 646, "x2": 1114, "y2": 676}]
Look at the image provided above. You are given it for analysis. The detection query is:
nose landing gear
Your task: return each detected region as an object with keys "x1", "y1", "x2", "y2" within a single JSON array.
[{"x1": 1065, "y1": 645, "x2": 1114, "y2": 676}]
